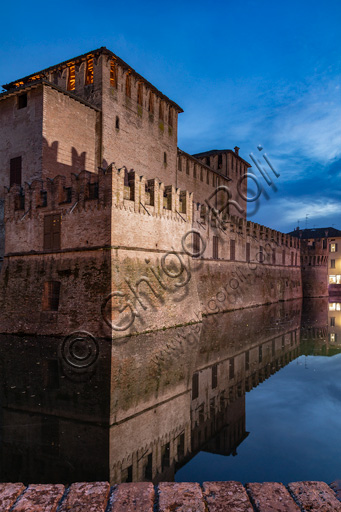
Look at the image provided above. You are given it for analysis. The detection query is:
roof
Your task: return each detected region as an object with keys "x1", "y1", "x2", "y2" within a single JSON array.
[
  {"x1": 0, "y1": 79, "x2": 101, "y2": 111},
  {"x1": 287, "y1": 227, "x2": 341, "y2": 239},
  {"x1": 192, "y1": 149, "x2": 251, "y2": 168},
  {"x1": 2, "y1": 46, "x2": 183, "y2": 113}
]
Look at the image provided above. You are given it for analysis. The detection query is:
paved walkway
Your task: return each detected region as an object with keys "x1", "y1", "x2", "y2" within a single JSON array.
[{"x1": 0, "y1": 480, "x2": 341, "y2": 511}]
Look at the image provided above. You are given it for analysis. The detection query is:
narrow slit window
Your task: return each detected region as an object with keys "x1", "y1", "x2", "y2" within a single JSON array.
[
  {"x1": 10, "y1": 156, "x2": 22, "y2": 186},
  {"x1": 137, "y1": 82, "x2": 143, "y2": 105},
  {"x1": 159, "y1": 101, "x2": 164, "y2": 121},
  {"x1": 125, "y1": 72, "x2": 131, "y2": 97},
  {"x1": 148, "y1": 92, "x2": 154, "y2": 114},
  {"x1": 44, "y1": 214, "x2": 61, "y2": 251},
  {"x1": 168, "y1": 107, "x2": 173, "y2": 127},
  {"x1": 18, "y1": 93, "x2": 27, "y2": 109}
]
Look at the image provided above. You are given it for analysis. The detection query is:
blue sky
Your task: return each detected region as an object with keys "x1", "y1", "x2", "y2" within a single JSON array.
[{"x1": 1, "y1": 0, "x2": 340, "y2": 232}]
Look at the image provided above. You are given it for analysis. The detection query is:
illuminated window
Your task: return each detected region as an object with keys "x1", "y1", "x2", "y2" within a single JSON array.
[
  {"x1": 110, "y1": 60, "x2": 117, "y2": 88},
  {"x1": 330, "y1": 243, "x2": 338, "y2": 252},
  {"x1": 125, "y1": 72, "x2": 131, "y2": 97},
  {"x1": 330, "y1": 333, "x2": 336, "y2": 343},
  {"x1": 67, "y1": 65, "x2": 75, "y2": 91},
  {"x1": 85, "y1": 58, "x2": 94, "y2": 85},
  {"x1": 329, "y1": 303, "x2": 336, "y2": 311},
  {"x1": 137, "y1": 82, "x2": 143, "y2": 105},
  {"x1": 329, "y1": 275, "x2": 341, "y2": 284}
]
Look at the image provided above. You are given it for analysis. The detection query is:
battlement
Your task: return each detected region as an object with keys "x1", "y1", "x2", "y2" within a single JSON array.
[{"x1": 4, "y1": 165, "x2": 193, "y2": 223}]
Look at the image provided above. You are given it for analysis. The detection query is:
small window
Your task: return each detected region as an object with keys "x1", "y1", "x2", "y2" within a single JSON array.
[
  {"x1": 323, "y1": 239, "x2": 327, "y2": 249},
  {"x1": 246, "y1": 242, "x2": 250, "y2": 262},
  {"x1": 168, "y1": 107, "x2": 173, "y2": 127},
  {"x1": 18, "y1": 93, "x2": 27, "y2": 109},
  {"x1": 115, "y1": 116, "x2": 120, "y2": 130},
  {"x1": 230, "y1": 239, "x2": 235, "y2": 261},
  {"x1": 67, "y1": 65, "x2": 75, "y2": 91},
  {"x1": 85, "y1": 58, "x2": 94, "y2": 85},
  {"x1": 218, "y1": 154, "x2": 222, "y2": 168},
  {"x1": 148, "y1": 92, "x2": 154, "y2": 114},
  {"x1": 331, "y1": 259, "x2": 336, "y2": 269},
  {"x1": 163, "y1": 152, "x2": 167, "y2": 165},
  {"x1": 331, "y1": 317, "x2": 335, "y2": 327},
  {"x1": 212, "y1": 364, "x2": 218, "y2": 389},
  {"x1": 110, "y1": 59, "x2": 117, "y2": 88},
  {"x1": 192, "y1": 232, "x2": 201, "y2": 257},
  {"x1": 186, "y1": 160, "x2": 189, "y2": 175},
  {"x1": 159, "y1": 101, "x2": 164, "y2": 121},
  {"x1": 206, "y1": 156, "x2": 210, "y2": 166},
  {"x1": 10, "y1": 156, "x2": 22, "y2": 186},
  {"x1": 42, "y1": 281, "x2": 61, "y2": 311},
  {"x1": 44, "y1": 214, "x2": 61, "y2": 251},
  {"x1": 192, "y1": 372, "x2": 199, "y2": 399},
  {"x1": 229, "y1": 358, "x2": 235, "y2": 379},
  {"x1": 125, "y1": 72, "x2": 131, "y2": 97},
  {"x1": 87, "y1": 182, "x2": 99, "y2": 200},
  {"x1": 137, "y1": 82, "x2": 143, "y2": 105},
  {"x1": 213, "y1": 235, "x2": 219, "y2": 259},
  {"x1": 330, "y1": 243, "x2": 338, "y2": 253}
]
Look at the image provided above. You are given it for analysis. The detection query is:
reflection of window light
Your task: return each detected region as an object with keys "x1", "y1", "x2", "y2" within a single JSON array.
[
  {"x1": 337, "y1": 303, "x2": 341, "y2": 311},
  {"x1": 329, "y1": 275, "x2": 341, "y2": 284},
  {"x1": 330, "y1": 333, "x2": 336, "y2": 342}
]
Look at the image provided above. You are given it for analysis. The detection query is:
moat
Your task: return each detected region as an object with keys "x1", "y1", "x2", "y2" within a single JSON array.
[{"x1": 0, "y1": 297, "x2": 339, "y2": 485}]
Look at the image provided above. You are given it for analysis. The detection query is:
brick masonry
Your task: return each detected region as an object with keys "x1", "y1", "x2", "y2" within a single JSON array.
[{"x1": 0, "y1": 481, "x2": 340, "y2": 511}]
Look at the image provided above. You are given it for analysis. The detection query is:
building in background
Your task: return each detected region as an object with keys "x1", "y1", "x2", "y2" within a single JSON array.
[{"x1": 289, "y1": 227, "x2": 341, "y2": 295}]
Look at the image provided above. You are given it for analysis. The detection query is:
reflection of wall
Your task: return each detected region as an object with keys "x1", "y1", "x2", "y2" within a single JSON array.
[{"x1": 0, "y1": 300, "x2": 303, "y2": 485}]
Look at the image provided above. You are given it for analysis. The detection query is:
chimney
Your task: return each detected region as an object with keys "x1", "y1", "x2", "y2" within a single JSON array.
[{"x1": 234, "y1": 146, "x2": 240, "y2": 156}]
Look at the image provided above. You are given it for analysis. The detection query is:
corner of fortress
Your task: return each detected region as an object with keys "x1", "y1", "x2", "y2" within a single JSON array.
[{"x1": 0, "y1": 47, "x2": 329, "y2": 338}]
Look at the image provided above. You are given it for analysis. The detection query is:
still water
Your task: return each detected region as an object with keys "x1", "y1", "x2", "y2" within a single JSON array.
[{"x1": 0, "y1": 297, "x2": 340, "y2": 484}]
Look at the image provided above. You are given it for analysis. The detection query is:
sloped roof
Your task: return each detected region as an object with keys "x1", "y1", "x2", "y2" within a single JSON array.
[{"x1": 288, "y1": 227, "x2": 341, "y2": 239}]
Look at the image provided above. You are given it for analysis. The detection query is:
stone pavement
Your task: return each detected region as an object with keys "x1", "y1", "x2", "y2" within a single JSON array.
[{"x1": 0, "y1": 480, "x2": 341, "y2": 511}]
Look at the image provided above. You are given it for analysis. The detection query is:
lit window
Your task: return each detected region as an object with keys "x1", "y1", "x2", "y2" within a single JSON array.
[
  {"x1": 329, "y1": 303, "x2": 336, "y2": 311},
  {"x1": 330, "y1": 243, "x2": 338, "y2": 252},
  {"x1": 329, "y1": 275, "x2": 341, "y2": 284},
  {"x1": 110, "y1": 59, "x2": 117, "y2": 88},
  {"x1": 67, "y1": 65, "x2": 75, "y2": 91},
  {"x1": 330, "y1": 333, "x2": 336, "y2": 343},
  {"x1": 85, "y1": 58, "x2": 94, "y2": 85}
]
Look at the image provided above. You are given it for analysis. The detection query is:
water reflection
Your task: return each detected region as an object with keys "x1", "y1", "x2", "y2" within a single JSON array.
[{"x1": 0, "y1": 297, "x2": 338, "y2": 485}]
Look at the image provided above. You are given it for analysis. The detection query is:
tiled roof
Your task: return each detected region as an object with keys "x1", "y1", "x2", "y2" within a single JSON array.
[{"x1": 288, "y1": 227, "x2": 341, "y2": 239}]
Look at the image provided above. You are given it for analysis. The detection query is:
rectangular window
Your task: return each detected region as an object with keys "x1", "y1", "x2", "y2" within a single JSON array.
[
  {"x1": 213, "y1": 235, "x2": 219, "y2": 259},
  {"x1": 245, "y1": 350, "x2": 250, "y2": 371},
  {"x1": 230, "y1": 239, "x2": 236, "y2": 261},
  {"x1": 192, "y1": 373, "x2": 199, "y2": 400},
  {"x1": 161, "y1": 442, "x2": 170, "y2": 470},
  {"x1": 193, "y1": 164, "x2": 197, "y2": 179},
  {"x1": 87, "y1": 182, "x2": 99, "y2": 200},
  {"x1": 331, "y1": 259, "x2": 336, "y2": 269},
  {"x1": 42, "y1": 281, "x2": 61, "y2": 311},
  {"x1": 44, "y1": 214, "x2": 61, "y2": 250},
  {"x1": 212, "y1": 364, "x2": 218, "y2": 389},
  {"x1": 330, "y1": 243, "x2": 338, "y2": 252},
  {"x1": 323, "y1": 239, "x2": 327, "y2": 249},
  {"x1": 85, "y1": 58, "x2": 94, "y2": 85},
  {"x1": 246, "y1": 242, "x2": 250, "y2": 262},
  {"x1": 18, "y1": 93, "x2": 27, "y2": 109},
  {"x1": 229, "y1": 358, "x2": 235, "y2": 379},
  {"x1": 10, "y1": 156, "x2": 22, "y2": 186},
  {"x1": 67, "y1": 65, "x2": 75, "y2": 91},
  {"x1": 330, "y1": 317, "x2": 336, "y2": 327},
  {"x1": 193, "y1": 232, "x2": 201, "y2": 258},
  {"x1": 110, "y1": 60, "x2": 117, "y2": 88}
]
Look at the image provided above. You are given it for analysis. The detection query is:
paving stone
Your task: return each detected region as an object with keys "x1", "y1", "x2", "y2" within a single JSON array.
[
  {"x1": 158, "y1": 482, "x2": 205, "y2": 512},
  {"x1": 246, "y1": 482, "x2": 299, "y2": 511},
  {"x1": 288, "y1": 481, "x2": 341, "y2": 511},
  {"x1": 59, "y1": 482, "x2": 110, "y2": 511},
  {"x1": 203, "y1": 481, "x2": 253, "y2": 511},
  {"x1": 0, "y1": 483, "x2": 26, "y2": 511},
  {"x1": 109, "y1": 482, "x2": 154, "y2": 511},
  {"x1": 12, "y1": 484, "x2": 65, "y2": 512},
  {"x1": 330, "y1": 480, "x2": 341, "y2": 501}
]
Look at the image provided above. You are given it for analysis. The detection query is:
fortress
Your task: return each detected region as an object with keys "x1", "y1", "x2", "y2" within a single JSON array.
[{"x1": 0, "y1": 47, "x2": 328, "y2": 338}]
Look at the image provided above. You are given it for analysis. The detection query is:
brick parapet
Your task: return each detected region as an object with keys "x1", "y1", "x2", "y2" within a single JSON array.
[{"x1": 0, "y1": 481, "x2": 340, "y2": 511}]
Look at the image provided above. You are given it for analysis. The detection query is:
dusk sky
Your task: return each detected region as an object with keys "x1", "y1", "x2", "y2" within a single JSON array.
[{"x1": 1, "y1": 0, "x2": 340, "y2": 233}]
